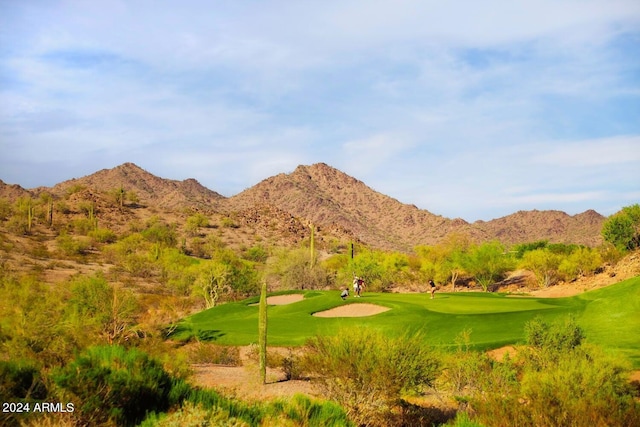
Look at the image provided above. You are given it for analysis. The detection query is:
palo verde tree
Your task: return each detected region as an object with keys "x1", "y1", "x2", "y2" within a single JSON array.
[
  {"x1": 519, "y1": 248, "x2": 562, "y2": 288},
  {"x1": 462, "y1": 240, "x2": 513, "y2": 291},
  {"x1": 602, "y1": 204, "x2": 640, "y2": 252}
]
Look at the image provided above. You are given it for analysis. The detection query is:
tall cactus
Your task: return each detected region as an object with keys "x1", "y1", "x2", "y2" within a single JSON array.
[
  {"x1": 87, "y1": 202, "x2": 98, "y2": 230},
  {"x1": 117, "y1": 184, "x2": 126, "y2": 209},
  {"x1": 258, "y1": 280, "x2": 268, "y2": 384},
  {"x1": 309, "y1": 223, "x2": 316, "y2": 269},
  {"x1": 27, "y1": 200, "x2": 34, "y2": 233},
  {"x1": 47, "y1": 197, "x2": 53, "y2": 227}
]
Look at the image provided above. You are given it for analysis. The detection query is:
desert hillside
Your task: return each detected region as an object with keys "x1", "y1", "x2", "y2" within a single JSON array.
[{"x1": 2, "y1": 162, "x2": 605, "y2": 251}]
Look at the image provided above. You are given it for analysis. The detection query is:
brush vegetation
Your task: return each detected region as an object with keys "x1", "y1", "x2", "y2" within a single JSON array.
[{"x1": 0, "y1": 192, "x2": 639, "y2": 426}]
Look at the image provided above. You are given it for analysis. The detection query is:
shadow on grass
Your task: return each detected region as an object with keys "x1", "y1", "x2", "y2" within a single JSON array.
[{"x1": 196, "y1": 330, "x2": 226, "y2": 341}]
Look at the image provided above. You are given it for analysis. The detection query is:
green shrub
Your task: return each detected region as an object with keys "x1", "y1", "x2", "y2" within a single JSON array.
[
  {"x1": 142, "y1": 220, "x2": 177, "y2": 247},
  {"x1": 466, "y1": 317, "x2": 640, "y2": 427},
  {"x1": 523, "y1": 315, "x2": 584, "y2": 368},
  {"x1": 243, "y1": 245, "x2": 268, "y2": 262},
  {"x1": 72, "y1": 218, "x2": 96, "y2": 235},
  {"x1": 68, "y1": 274, "x2": 139, "y2": 345},
  {"x1": 89, "y1": 227, "x2": 118, "y2": 244},
  {"x1": 304, "y1": 327, "x2": 440, "y2": 426},
  {"x1": 185, "y1": 342, "x2": 241, "y2": 365},
  {"x1": 558, "y1": 247, "x2": 602, "y2": 281},
  {"x1": 602, "y1": 204, "x2": 640, "y2": 251},
  {"x1": 141, "y1": 402, "x2": 250, "y2": 427},
  {"x1": 519, "y1": 248, "x2": 562, "y2": 287},
  {"x1": 53, "y1": 345, "x2": 177, "y2": 426},
  {"x1": 185, "y1": 213, "x2": 210, "y2": 236},
  {"x1": 265, "y1": 394, "x2": 354, "y2": 427},
  {"x1": 0, "y1": 360, "x2": 47, "y2": 401},
  {"x1": 519, "y1": 345, "x2": 639, "y2": 427},
  {"x1": 0, "y1": 198, "x2": 12, "y2": 221},
  {"x1": 56, "y1": 232, "x2": 90, "y2": 256}
]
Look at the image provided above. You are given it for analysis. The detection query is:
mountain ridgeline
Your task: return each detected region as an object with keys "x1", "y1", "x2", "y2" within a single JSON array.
[{"x1": 1, "y1": 162, "x2": 605, "y2": 251}]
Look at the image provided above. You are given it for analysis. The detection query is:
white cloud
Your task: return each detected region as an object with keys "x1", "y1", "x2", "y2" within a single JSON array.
[
  {"x1": 342, "y1": 133, "x2": 416, "y2": 174},
  {"x1": 1, "y1": 0, "x2": 638, "y2": 221},
  {"x1": 533, "y1": 136, "x2": 640, "y2": 166}
]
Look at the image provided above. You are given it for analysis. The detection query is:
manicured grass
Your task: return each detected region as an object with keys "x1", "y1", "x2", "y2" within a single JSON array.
[{"x1": 172, "y1": 277, "x2": 640, "y2": 366}]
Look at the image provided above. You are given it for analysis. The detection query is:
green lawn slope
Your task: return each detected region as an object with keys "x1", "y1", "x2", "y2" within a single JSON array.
[{"x1": 173, "y1": 277, "x2": 640, "y2": 367}]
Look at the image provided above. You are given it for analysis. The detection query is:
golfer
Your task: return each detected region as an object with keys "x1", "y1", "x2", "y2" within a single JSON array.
[{"x1": 429, "y1": 279, "x2": 436, "y2": 299}]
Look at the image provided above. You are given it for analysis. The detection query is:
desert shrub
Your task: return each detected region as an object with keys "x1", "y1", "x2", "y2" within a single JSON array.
[
  {"x1": 185, "y1": 342, "x2": 241, "y2": 365},
  {"x1": 53, "y1": 345, "x2": 177, "y2": 426},
  {"x1": 243, "y1": 244, "x2": 269, "y2": 262},
  {"x1": 558, "y1": 246, "x2": 602, "y2": 281},
  {"x1": 72, "y1": 217, "x2": 96, "y2": 235},
  {"x1": 512, "y1": 240, "x2": 549, "y2": 258},
  {"x1": 0, "y1": 198, "x2": 12, "y2": 221},
  {"x1": 265, "y1": 394, "x2": 354, "y2": 427},
  {"x1": 602, "y1": 204, "x2": 640, "y2": 251},
  {"x1": 185, "y1": 213, "x2": 210, "y2": 236},
  {"x1": 518, "y1": 248, "x2": 562, "y2": 287},
  {"x1": 439, "y1": 330, "x2": 493, "y2": 396},
  {"x1": 142, "y1": 219, "x2": 177, "y2": 247},
  {"x1": 466, "y1": 317, "x2": 640, "y2": 427},
  {"x1": 267, "y1": 248, "x2": 330, "y2": 290},
  {"x1": 68, "y1": 273, "x2": 140, "y2": 345},
  {"x1": 304, "y1": 327, "x2": 440, "y2": 426},
  {"x1": 189, "y1": 251, "x2": 260, "y2": 307},
  {"x1": 523, "y1": 315, "x2": 584, "y2": 368},
  {"x1": 56, "y1": 232, "x2": 90, "y2": 256},
  {"x1": 0, "y1": 360, "x2": 47, "y2": 401},
  {"x1": 6, "y1": 214, "x2": 29, "y2": 234},
  {"x1": 89, "y1": 227, "x2": 118, "y2": 244},
  {"x1": 599, "y1": 242, "x2": 625, "y2": 265},
  {"x1": 282, "y1": 349, "x2": 305, "y2": 381},
  {"x1": 518, "y1": 345, "x2": 639, "y2": 427},
  {"x1": 141, "y1": 402, "x2": 251, "y2": 427},
  {"x1": 0, "y1": 274, "x2": 72, "y2": 367},
  {"x1": 158, "y1": 248, "x2": 199, "y2": 295},
  {"x1": 461, "y1": 241, "x2": 513, "y2": 291},
  {"x1": 220, "y1": 216, "x2": 239, "y2": 228}
]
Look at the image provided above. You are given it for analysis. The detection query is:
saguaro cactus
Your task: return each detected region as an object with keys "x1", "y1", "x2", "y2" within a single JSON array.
[
  {"x1": 309, "y1": 223, "x2": 316, "y2": 269},
  {"x1": 27, "y1": 200, "x2": 34, "y2": 233},
  {"x1": 258, "y1": 280, "x2": 268, "y2": 384},
  {"x1": 47, "y1": 197, "x2": 53, "y2": 227}
]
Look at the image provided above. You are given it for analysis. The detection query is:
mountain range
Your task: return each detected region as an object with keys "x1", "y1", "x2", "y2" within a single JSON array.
[{"x1": 0, "y1": 162, "x2": 605, "y2": 251}]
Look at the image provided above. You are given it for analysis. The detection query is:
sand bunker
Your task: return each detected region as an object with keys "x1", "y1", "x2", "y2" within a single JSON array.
[
  {"x1": 313, "y1": 303, "x2": 390, "y2": 318},
  {"x1": 267, "y1": 294, "x2": 304, "y2": 305},
  {"x1": 249, "y1": 294, "x2": 305, "y2": 306}
]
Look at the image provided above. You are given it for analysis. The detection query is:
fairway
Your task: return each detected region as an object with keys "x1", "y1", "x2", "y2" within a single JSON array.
[{"x1": 173, "y1": 277, "x2": 640, "y2": 366}]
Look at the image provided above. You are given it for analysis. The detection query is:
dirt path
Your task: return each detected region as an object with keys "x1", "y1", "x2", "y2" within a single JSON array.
[{"x1": 190, "y1": 362, "x2": 319, "y2": 401}]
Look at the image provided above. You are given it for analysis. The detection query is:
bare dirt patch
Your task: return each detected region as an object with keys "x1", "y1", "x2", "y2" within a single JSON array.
[
  {"x1": 487, "y1": 345, "x2": 518, "y2": 361},
  {"x1": 313, "y1": 303, "x2": 390, "y2": 318},
  {"x1": 190, "y1": 346, "x2": 319, "y2": 401},
  {"x1": 190, "y1": 364, "x2": 319, "y2": 401}
]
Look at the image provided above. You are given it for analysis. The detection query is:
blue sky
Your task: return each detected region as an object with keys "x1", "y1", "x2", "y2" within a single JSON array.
[{"x1": 1, "y1": 0, "x2": 639, "y2": 221}]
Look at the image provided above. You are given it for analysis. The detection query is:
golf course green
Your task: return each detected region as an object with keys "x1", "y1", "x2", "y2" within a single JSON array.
[{"x1": 174, "y1": 276, "x2": 640, "y2": 367}]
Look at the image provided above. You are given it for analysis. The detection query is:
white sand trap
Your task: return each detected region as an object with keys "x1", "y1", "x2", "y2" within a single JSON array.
[
  {"x1": 313, "y1": 303, "x2": 390, "y2": 318},
  {"x1": 249, "y1": 294, "x2": 304, "y2": 306}
]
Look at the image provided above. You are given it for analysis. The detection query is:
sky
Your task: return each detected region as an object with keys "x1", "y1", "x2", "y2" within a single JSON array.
[{"x1": 1, "y1": 1, "x2": 639, "y2": 222}]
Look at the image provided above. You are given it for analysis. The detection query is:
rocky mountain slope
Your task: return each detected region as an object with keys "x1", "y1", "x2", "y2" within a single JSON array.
[
  {"x1": 1, "y1": 162, "x2": 606, "y2": 251},
  {"x1": 226, "y1": 163, "x2": 605, "y2": 249},
  {"x1": 48, "y1": 163, "x2": 225, "y2": 210}
]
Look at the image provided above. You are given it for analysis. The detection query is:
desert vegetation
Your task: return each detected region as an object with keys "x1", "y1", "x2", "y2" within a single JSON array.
[{"x1": 0, "y1": 177, "x2": 638, "y2": 427}]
